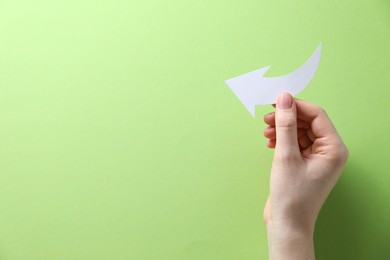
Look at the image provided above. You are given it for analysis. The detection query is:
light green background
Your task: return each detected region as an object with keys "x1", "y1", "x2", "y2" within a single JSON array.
[{"x1": 0, "y1": 0, "x2": 389, "y2": 259}]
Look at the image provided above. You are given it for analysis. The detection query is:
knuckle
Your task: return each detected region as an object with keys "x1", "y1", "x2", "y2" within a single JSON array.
[
  {"x1": 318, "y1": 107, "x2": 331, "y2": 119},
  {"x1": 328, "y1": 143, "x2": 349, "y2": 165},
  {"x1": 340, "y1": 145, "x2": 349, "y2": 163},
  {"x1": 276, "y1": 114, "x2": 296, "y2": 128},
  {"x1": 311, "y1": 106, "x2": 328, "y2": 118},
  {"x1": 319, "y1": 107, "x2": 327, "y2": 115}
]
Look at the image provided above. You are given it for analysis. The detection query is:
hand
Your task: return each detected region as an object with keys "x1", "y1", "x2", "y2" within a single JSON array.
[{"x1": 263, "y1": 93, "x2": 348, "y2": 259}]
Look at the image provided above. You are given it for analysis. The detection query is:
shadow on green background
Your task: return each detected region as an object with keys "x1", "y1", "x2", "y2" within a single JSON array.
[{"x1": 315, "y1": 162, "x2": 390, "y2": 259}]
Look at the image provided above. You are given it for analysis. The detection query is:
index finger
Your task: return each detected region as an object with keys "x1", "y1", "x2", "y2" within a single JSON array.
[{"x1": 295, "y1": 99, "x2": 339, "y2": 139}]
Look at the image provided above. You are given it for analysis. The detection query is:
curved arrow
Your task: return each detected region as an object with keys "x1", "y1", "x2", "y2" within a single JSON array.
[{"x1": 225, "y1": 43, "x2": 322, "y2": 117}]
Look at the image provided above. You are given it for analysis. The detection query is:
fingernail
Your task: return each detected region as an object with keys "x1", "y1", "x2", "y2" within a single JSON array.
[{"x1": 277, "y1": 93, "x2": 292, "y2": 110}]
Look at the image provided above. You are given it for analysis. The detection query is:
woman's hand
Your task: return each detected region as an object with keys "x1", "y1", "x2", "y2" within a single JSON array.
[{"x1": 263, "y1": 93, "x2": 348, "y2": 259}]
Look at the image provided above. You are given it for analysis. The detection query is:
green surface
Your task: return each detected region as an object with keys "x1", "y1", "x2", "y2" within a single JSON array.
[{"x1": 0, "y1": 0, "x2": 389, "y2": 259}]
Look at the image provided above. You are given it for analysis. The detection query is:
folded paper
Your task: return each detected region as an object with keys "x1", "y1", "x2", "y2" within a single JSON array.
[{"x1": 225, "y1": 43, "x2": 322, "y2": 117}]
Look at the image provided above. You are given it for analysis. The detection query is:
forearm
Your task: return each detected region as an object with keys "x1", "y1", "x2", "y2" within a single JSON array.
[{"x1": 266, "y1": 222, "x2": 315, "y2": 260}]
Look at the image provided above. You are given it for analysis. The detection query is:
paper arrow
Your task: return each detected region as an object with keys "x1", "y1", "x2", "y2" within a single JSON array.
[{"x1": 225, "y1": 43, "x2": 322, "y2": 117}]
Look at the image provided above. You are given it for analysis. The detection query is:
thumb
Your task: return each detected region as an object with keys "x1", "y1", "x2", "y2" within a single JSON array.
[{"x1": 274, "y1": 92, "x2": 301, "y2": 160}]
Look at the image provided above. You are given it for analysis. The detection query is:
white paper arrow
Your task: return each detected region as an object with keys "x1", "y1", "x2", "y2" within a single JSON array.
[{"x1": 225, "y1": 43, "x2": 322, "y2": 117}]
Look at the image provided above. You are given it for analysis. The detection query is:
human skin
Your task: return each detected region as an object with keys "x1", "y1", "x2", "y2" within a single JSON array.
[{"x1": 263, "y1": 93, "x2": 349, "y2": 259}]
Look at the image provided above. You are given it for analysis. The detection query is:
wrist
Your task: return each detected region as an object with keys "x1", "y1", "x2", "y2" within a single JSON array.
[
  {"x1": 266, "y1": 217, "x2": 315, "y2": 236},
  {"x1": 266, "y1": 220, "x2": 315, "y2": 260}
]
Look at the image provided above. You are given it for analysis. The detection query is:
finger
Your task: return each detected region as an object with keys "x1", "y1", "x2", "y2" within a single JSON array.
[
  {"x1": 298, "y1": 134, "x2": 312, "y2": 149},
  {"x1": 302, "y1": 145, "x2": 313, "y2": 157},
  {"x1": 263, "y1": 126, "x2": 276, "y2": 139},
  {"x1": 274, "y1": 93, "x2": 301, "y2": 160},
  {"x1": 264, "y1": 126, "x2": 306, "y2": 140},
  {"x1": 295, "y1": 99, "x2": 339, "y2": 138},
  {"x1": 306, "y1": 128, "x2": 315, "y2": 142},
  {"x1": 264, "y1": 112, "x2": 275, "y2": 126},
  {"x1": 267, "y1": 139, "x2": 276, "y2": 149},
  {"x1": 264, "y1": 112, "x2": 310, "y2": 129}
]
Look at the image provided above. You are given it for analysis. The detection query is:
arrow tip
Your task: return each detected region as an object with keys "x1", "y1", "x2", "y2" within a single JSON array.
[{"x1": 225, "y1": 67, "x2": 271, "y2": 118}]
